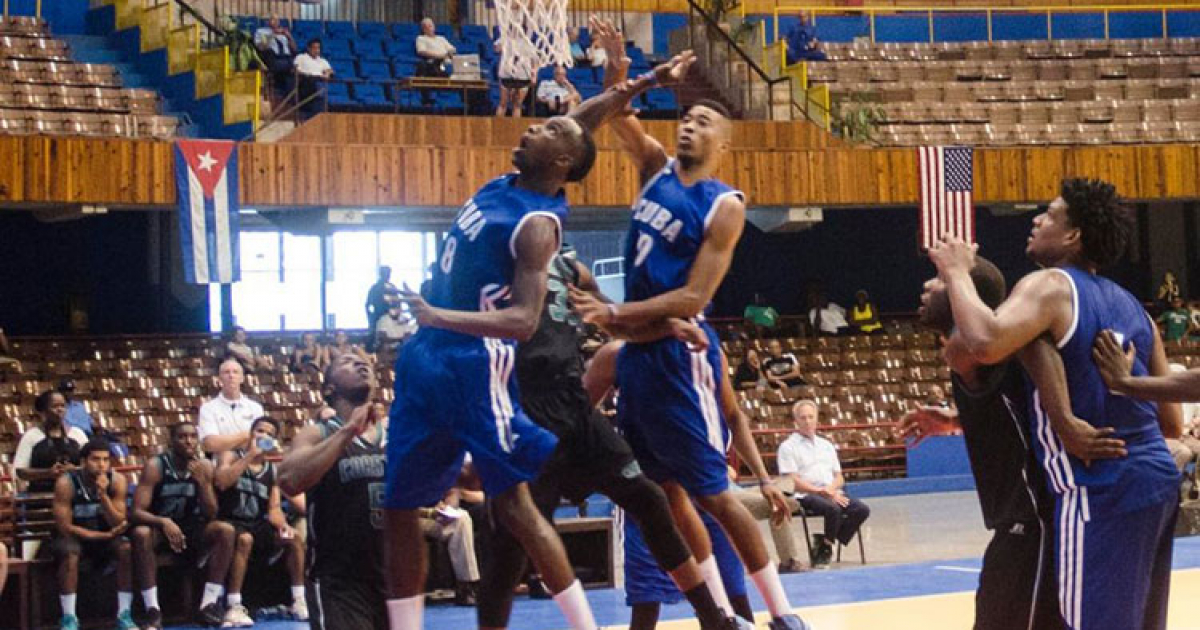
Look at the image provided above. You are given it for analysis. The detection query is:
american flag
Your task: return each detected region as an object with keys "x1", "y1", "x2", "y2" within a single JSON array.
[{"x1": 918, "y1": 146, "x2": 975, "y2": 251}]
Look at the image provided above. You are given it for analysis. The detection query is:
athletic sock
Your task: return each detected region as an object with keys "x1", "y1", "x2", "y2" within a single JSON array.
[
  {"x1": 386, "y1": 595, "x2": 424, "y2": 630},
  {"x1": 683, "y1": 582, "x2": 728, "y2": 626},
  {"x1": 200, "y1": 583, "x2": 224, "y2": 609},
  {"x1": 226, "y1": 593, "x2": 242, "y2": 608},
  {"x1": 60, "y1": 593, "x2": 77, "y2": 617},
  {"x1": 117, "y1": 591, "x2": 133, "y2": 614},
  {"x1": 142, "y1": 587, "x2": 159, "y2": 611},
  {"x1": 551, "y1": 580, "x2": 598, "y2": 630},
  {"x1": 291, "y1": 585, "x2": 305, "y2": 604},
  {"x1": 698, "y1": 555, "x2": 733, "y2": 615},
  {"x1": 750, "y1": 563, "x2": 792, "y2": 618}
]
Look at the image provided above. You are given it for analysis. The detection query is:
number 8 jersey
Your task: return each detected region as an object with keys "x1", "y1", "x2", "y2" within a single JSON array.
[
  {"x1": 426, "y1": 174, "x2": 570, "y2": 319},
  {"x1": 623, "y1": 159, "x2": 744, "y2": 304}
]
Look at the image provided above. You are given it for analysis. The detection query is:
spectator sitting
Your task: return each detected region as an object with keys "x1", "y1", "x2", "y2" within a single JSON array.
[
  {"x1": 130, "y1": 422, "x2": 233, "y2": 628},
  {"x1": 808, "y1": 293, "x2": 849, "y2": 336},
  {"x1": 290, "y1": 332, "x2": 328, "y2": 374},
  {"x1": 784, "y1": 12, "x2": 826, "y2": 65},
  {"x1": 419, "y1": 488, "x2": 480, "y2": 606},
  {"x1": 58, "y1": 379, "x2": 94, "y2": 437},
  {"x1": 1165, "y1": 364, "x2": 1200, "y2": 473},
  {"x1": 198, "y1": 358, "x2": 266, "y2": 456},
  {"x1": 734, "y1": 349, "x2": 767, "y2": 390},
  {"x1": 762, "y1": 339, "x2": 807, "y2": 389},
  {"x1": 327, "y1": 329, "x2": 371, "y2": 364},
  {"x1": 365, "y1": 266, "x2": 397, "y2": 352},
  {"x1": 586, "y1": 37, "x2": 607, "y2": 67},
  {"x1": 0, "y1": 326, "x2": 21, "y2": 371},
  {"x1": 416, "y1": 17, "x2": 456, "y2": 78},
  {"x1": 15, "y1": 390, "x2": 88, "y2": 493},
  {"x1": 743, "y1": 293, "x2": 780, "y2": 338},
  {"x1": 1158, "y1": 297, "x2": 1191, "y2": 343},
  {"x1": 214, "y1": 417, "x2": 307, "y2": 624},
  {"x1": 536, "y1": 65, "x2": 581, "y2": 115},
  {"x1": 254, "y1": 15, "x2": 296, "y2": 100},
  {"x1": 728, "y1": 466, "x2": 807, "y2": 573},
  {"x1": 1156, "y1": 271, "x2": 1181, "y2": 314},
  {"x1": 568, "y1": 27, "x2": 589, "y2": 66},
  {"x1": 293, "y1": 38, "x2": 333, "y2": 119},
  {"x1": 225, "y1": 326, "x2": 274, "y2": 373},
  {"x1": 776, "y1": 400, "x2": 870, "y2": 567},
  {"x1": 848, "y1": 290, "x2": 883, "y2": 334},
  {"x1": 51, "y1": 438, "x2": 134, "y2": 630}
]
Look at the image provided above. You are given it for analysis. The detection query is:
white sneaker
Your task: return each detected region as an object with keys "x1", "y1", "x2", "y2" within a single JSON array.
[
  {"x1": 221, "y1": 604, "x2": 254, "y2": 628},
  {"x1": 290, "y1": 601, "x2": 309, "y2": 621}
]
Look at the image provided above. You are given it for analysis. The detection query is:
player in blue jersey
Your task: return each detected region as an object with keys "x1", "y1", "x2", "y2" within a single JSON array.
[
  {"x1": 570, "y1": 20, "x2": 810, "y2": 630},
  {"x1": 930, "y1": 178, "x2": 1183, "y2": 630},
  {"x1": 379, "y1": 50, "x2": 701, "y2": 630}
]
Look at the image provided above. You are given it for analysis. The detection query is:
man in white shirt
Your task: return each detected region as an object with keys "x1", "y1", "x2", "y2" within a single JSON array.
[
  {"x1": 536, "y1": 65, "x2": 581, "y2": 115},
  {"x1": 807, "y1": 294, "x2": 848, "y2": 336},
  {"x1": 415, "y1": 17, "x2": 456, "y2": 78},
  {"x1": 776, "y1": 400, "x2": 870, "y2": 567},
  {"x1": 293, "y1": 38, "x2": 333, "y2": 118},
  {"x1": 197, "y1": 359, "x2": 265, "y2": 456}
]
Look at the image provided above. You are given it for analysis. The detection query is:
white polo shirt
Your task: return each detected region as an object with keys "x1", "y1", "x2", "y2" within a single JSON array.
[
  {"x1": 197, "y1": 393, "x2": 264, "y2": 444},
  {"x1": 294, "y1": 52, "x2": 332, "y2": 77},
  {"x1": 776, "y1": 432, "x2": 841, "y2": 490}
]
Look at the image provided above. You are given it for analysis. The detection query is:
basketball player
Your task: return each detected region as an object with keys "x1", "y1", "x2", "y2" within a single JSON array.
[
  {"x1": 571, "y1": 19, "x2": 810, "y2": 629},
  {"x1": 903, "y1": 256, "x2": 1128, "y2": 630},
  {"x1": 929, "y1": 178, "x2": 1182, "y2": 630},
  {"x1": 130, "y1": 422, "x2": 234, "y2": 629},
  {"x1": 475, "y1": 245, "x2": 751, "y2": 630},
  {"x1": 381, "y1": 52, "x2": 699, "y2": 630},
  {"x1": 278, "y1": 353, "x2": 384, "y2": 630}
]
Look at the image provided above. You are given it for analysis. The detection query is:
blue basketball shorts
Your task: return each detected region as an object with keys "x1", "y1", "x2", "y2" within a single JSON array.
[{"x1": 622, "y1": 507, "x2": 746, "y2": 606}]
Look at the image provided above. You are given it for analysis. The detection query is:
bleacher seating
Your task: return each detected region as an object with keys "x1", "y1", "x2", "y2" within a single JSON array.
[
  {"x1": 809, "y1": 38, "x2": 1200, "y2": 146},
  {"x1": 0, "y1": 16, "x2": 179, "y2": 139}
]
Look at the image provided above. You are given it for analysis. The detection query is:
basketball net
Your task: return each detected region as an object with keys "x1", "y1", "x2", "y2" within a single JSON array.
[{"x1": 495, "y1": 0, "x2": 573, "y2": 78}]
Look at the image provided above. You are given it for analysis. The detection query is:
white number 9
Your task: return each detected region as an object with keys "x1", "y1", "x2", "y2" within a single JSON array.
[{"x1": 634, "y1": 233, "x2": 654, "y2": 268}]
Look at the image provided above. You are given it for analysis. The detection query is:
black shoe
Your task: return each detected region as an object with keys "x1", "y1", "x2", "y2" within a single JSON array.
[
  {"x1": 142, "y1": 607, "x2": 163, "y2": 630},
  {"x1": 197, "y1": 602, "x2": 224, "y2": 627},
  {"x1": 454, "y1": 581, "x2": 478, "y2": 607},
  {"x1": 817, "y1": 542, "x2": 834, "y2": 566}
]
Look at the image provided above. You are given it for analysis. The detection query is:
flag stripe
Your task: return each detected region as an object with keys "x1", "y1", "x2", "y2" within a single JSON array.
[
  {"x1": 187, "y1": 168, "x2": 210, "y2": 284},
  {"x1": 918, "y1": 145, "x2": 974, "y2": 250},
  {"x1": 175, "y1": 140, "x2": 240, "y2": 284}
]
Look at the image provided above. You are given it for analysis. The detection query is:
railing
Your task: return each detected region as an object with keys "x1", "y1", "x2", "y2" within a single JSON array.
[
  {"x1": 759, "y1": 4, "x2": 1200, "y2": 45},
  {"x1": 1, "y1": 0, "x2": 42, "y2": 19}
]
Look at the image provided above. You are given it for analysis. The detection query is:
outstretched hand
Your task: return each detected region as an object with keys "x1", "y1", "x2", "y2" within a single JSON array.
[
  {"x1": 398, "y1": 283, "x2": 439, "y2": 328},
  {"x1": 760, "y1": 481, "x2": 792, "y2": 527},
  {"x1": 652, "y1": 50, "x2": 696, "y2": 87},
  {"x1": 897, "y1": 406, "x2": 959, "y2": 446},
  {"x1": 928, "y1": 235, "x2": 978, "y2": 279},
  {"x1": 568, "y1": 285, "x2": 612, "y2": 328},
  {"x1": 1093, "y1": 329, "x2": 1136, "y2": 393},
  {"x1": 589, "y1": 15, "x2": 629, "y2": 75}
]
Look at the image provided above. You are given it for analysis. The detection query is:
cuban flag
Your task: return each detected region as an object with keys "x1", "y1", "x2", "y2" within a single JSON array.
[{"x1": 175, "y1": 139, "x2": 241, "y2": 284}]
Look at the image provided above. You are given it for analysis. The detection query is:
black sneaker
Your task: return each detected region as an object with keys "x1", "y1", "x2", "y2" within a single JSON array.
[
  {"x1": 142, "y1": 607, "x2": 163, "y2": 630},
  {"x1": 197, "y1": 602, "x2": 224, "y2": 627}
]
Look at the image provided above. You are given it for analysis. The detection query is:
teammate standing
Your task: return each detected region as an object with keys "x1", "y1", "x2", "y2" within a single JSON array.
[
  {"x1": 475, "y1": 245, "x2": 751, "y2": 630},
  {"x1": 279, "y1": 353, "x2": 385, "y2": 630},
  {"x1": 930, "y1": 178, "x2": 1182, "y2": 630},
  {"x1": 572, "y1": 19, "x2": 809, "y2": 629},
  {"x1": 380, "y1": 52, "x2": 698, "y2": 630}
]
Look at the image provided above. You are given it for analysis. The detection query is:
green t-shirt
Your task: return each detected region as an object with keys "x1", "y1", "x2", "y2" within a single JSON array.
[
  {"x1": 1161, "y1": 308, "x2": 1190, "y2": 341},
  {"x1": 744, "y1": 305, "x2": 779, "y2": 328}
]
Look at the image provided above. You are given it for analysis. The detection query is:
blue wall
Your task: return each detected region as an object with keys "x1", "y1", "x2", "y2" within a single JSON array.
[{"x1": 8, "y1": 0, "x2": 90, "y2": 34}]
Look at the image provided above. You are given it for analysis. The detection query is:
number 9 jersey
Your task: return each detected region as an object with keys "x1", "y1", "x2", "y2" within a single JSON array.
[{"x1": 384, "y1": 174, "x2": 568, "y2": 511}]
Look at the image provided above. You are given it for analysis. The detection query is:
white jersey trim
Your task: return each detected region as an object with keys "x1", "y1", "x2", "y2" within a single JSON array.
[
  {"x1": 509, "y1": 211, "x2": 563, "y2": 259},
  {"x1": 1047, "y1": 268, "x2": 1079, "y2": 350},
  {"x1": 703, "y1": 190, "x2": 746, "y2": 232}
]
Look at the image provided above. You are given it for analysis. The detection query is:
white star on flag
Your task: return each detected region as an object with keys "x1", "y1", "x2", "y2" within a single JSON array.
[{"x1": 197, "y1": 151, "x2": 217, "y2": 172}]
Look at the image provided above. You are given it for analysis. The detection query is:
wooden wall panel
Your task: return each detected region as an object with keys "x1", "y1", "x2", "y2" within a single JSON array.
[{"x1": 0, "y1": 136, "x2": 174, "y2": 206}]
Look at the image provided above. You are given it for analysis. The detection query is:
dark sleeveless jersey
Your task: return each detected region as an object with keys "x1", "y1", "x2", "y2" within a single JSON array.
[
  {"x1": 951, "y1": 361, "x2": 1053, "y2": 530},
  {"x1": 306, "y1": 418, "x2": 386, "y2": 583},
  {"x1": 151, "y1": 453, "x2": 203, "y2": 524},
  {"x1": 69, "y1": 470, "x2": 113, "y2": 532},
  {"x1": 516, "y1": 250, "x2": 586, "y2": 388},
  {"x1": 217, "y1": 451, "x2": 275, "y2": 524}
]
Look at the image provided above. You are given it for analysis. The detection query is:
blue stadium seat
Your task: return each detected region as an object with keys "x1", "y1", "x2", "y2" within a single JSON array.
[
  {"x1": 393, "y1": 22, "x2": 420, "y2": 39},
  {"x1": 357, "y1": 21, "x2": 389, "y2": 39},
  {"x1": 325, "y1": 81, "x2": 354, "y2": 107},
  {"x1": 385, "y1": 40, "x2": 418, "y2": 60},
  {"x1": 435, "y1": 24, "x2": 456, "y2": 39},
  {"x1": 392, "y1": 60, "x2": 417, "y2": 78},
  {"x1": 434, "y1": 91, "x2": 465, "y2": 113},
  {"x1": 292, "y1": 20, "x2": 322, "y2": 34},
  {"x1": 567, "y1": 67, "x2": 595, "y2": 84},
  {"x1": 351, "y1": 39, "x2": 384, "y2": 56},
  {"x1": 357, "y1": 60, "x2": 391, "y2": 80},
  {"x1": 461, "y1": 24, "x2": 488, "y2": 41},
  {"x1": 536, "y1": 66, "x2": 555, "y2": 81},
  {"x1": 326, "y1": 21, "x2": 357, "y2": 40},
  {"x1": 329, "y1": 58, "x2": 358, "y2": 79},
  {"x1": 353, "y1": 82, "x2": 390, "y2": 107},
  {"x1": 322, "y1": 38, "x2": 354, "y2": 57},
  {"x1": 576, "y1": 83, "x2": 602, "y2": 99},
  {"x1": 643, "y1": 89, "x2": 678, "y2": 113}
]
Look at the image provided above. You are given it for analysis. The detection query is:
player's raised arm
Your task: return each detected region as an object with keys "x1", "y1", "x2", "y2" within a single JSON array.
[
  {"x1": 569, "y1": 43, "x2": 694, "y2": 143},
  {"x1": 575, "y1": 195, "x2": 745, "y2": 330},
  {"x1": 1145, "y1": 324, "x2": 1184, "y2": 439},
  {"x1": 1094, "y1": 329, "x2": 1200, "y2": 403},
  {"x1": 590, "y1": 16, "x2": 669, "y2": 181},
  {"x1": 400, "y1": 216, "x2": 559, "y2": 341},
  {"x1": 930, "y1": 237, "x2": 1073, "y2": 364}
]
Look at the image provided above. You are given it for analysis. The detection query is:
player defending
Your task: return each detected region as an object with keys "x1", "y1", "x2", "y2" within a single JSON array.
[
  {"x1": 569, "y1": 19, "x2": 809, "y2": 629},
  {"x1": 381, "y1": 51, "x2": 698, "y2": 630},
  {"x1": 929, "y1": 178, "x2": 1182, "y2": 630}
]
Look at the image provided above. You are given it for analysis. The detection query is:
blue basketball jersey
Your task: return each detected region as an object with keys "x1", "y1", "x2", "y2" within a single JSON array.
[
  {"x1": 425, "y1": 173, "x2": 568, "y2": 321},
  {"x1": 623, "y1": 159, "x2": 744, "y2": 304},
  {"x1": 1027, "y1": 266, "x2": 1179, "y2": 514}
]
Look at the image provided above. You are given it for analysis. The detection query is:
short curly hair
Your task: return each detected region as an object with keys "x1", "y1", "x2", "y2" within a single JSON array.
[{"x1": 1059, "y1": 178, "x2": 1133, "y2": 268}]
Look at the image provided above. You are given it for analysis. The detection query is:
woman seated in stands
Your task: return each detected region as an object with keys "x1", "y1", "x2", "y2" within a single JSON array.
[
  {"x1": 289, "y1": 332, "x2": 328, "y2": 374},
  {"x1": 13, "y1": 390, "x2": 89, "y2": 493},
  {"x1": 734, "y1": 349, "x2": 767, "y2": 390},
  {"x1": 326, "y1": 329, "x2": 370, "y2": 364},
  {"x1": 848, "y1": 289, "x2": 883, "y2": 334},
  {"x1": 225, "y1": 326, "x2": 274, "y2": 373}
]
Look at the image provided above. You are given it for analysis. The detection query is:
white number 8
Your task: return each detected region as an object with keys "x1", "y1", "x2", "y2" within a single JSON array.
[
  {"x1": 440, "y1": 236, "x2": 458, "y2": 274},
  {"x1": 634, "y1": 233, "x2": 654, "y2": 268}
]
